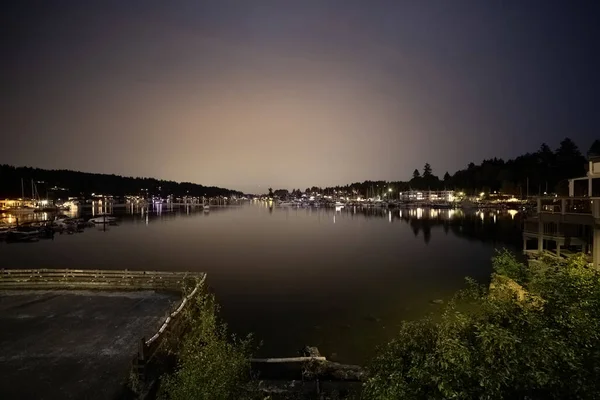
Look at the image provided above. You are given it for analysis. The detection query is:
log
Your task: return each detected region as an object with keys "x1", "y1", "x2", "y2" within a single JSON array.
[{"x1": 251, "y1": 357, "x2": 327, "y2": 363}]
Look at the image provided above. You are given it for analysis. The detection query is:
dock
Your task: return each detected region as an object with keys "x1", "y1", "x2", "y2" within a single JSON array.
[{"x1": 0, "y1": 269, "x2": 205, "y2": 400}]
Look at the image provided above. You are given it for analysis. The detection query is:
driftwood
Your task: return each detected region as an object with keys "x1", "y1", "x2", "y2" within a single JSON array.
[{"x1": 251, "y1": 346, "x2": 366, "y2": 382}]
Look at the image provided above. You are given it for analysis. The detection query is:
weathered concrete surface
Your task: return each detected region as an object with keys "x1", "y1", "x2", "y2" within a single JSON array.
[{"x1": 0, "y1": 290, "x2": 179, "y2": 400}]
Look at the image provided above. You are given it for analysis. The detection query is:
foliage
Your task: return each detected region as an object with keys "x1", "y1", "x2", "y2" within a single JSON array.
[
  {"x1": 0, "y1": 164, "x2": 243, "y2": 199},
  {"x1": 158, "y1": 289, "x2": 258, "y2": 400},
  {"x1": 273, "y1": 189, "x2": 289, "y2": 198},
  {"x1": 422, "y1": 163, "x2": 433, "y2": 178},
  {"x1": 315, "y1": 137, "x2": 590, "y2": 195},
  {"x1": 589, "y1": 140, "x2": 600, "y2": 157},
  {"x1": 363, "y1": 250, "x2": 600, "y2": 399}
]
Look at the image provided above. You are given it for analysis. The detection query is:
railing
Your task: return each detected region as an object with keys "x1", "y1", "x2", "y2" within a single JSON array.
[
  {"x1": 536, "y1": 197, "x2": 599, "y2": 215},
  {"x1": 0, "y1": 269, "x2": 203, "y2": 291},
  {"x1": 0, "y1": 268, "x2": 206, "y2": 393},
  {"x1": 523, "y1": 219, "x2": 588, "y2": 237},
  {"x1": 132, "y1": 274, "x2": 206, "y2": 386}
]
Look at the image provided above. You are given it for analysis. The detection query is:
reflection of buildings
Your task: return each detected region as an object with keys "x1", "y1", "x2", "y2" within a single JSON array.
[
  {"x1": 345, "y1": 206, "x2": 523, "y2": 246},
  {"x1": 523, "y1": 154, "x2": 600, "y2": 267}
]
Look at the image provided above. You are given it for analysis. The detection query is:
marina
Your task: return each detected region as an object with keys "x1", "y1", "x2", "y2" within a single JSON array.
[{"x1": 1, "y1": 201, "x2": 524, "y2": 365}]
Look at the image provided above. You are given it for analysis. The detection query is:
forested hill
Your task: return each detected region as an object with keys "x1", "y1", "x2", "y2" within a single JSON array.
[
  {"x1": 0, "y1": 165, "x2": 244, "y2": 199},
  {"x1": 301, "y1": 138, "x2": 599, "y2": 197}
]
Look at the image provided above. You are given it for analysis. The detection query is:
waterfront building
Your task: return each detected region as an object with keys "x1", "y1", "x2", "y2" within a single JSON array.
[
  {"x1": 523, "y1": 153, "x2": 600, "y2": 267},
  {"x1": 0, "y1": 199, "x2": 36, "y2": 210},
  {"x1": 397, "y1": 190, "x2": 456, "y2": 202}
]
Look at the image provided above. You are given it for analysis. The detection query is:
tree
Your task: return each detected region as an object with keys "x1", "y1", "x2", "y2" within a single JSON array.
[
  {"x1": 588, "y1": 140, "x2": 600, "y2": 157},
  {"x1": 412, "y1": 169, "x2": 420, "y2": 179},
  {"x1": 423, "y1": 163, "x2": 433, "y2": 178},
  {"x1": 364, "y1": 251, "x2": 600, "y2": 399},
  {"x1": 273, "y1": 189, "x2": 289, "y2": 198},
  {"x1": 267, "y1": 188, "x2": 273, "y2": 198},
  {"x1": 443, "y1": 172, "x2": 451, "y2": 182}
]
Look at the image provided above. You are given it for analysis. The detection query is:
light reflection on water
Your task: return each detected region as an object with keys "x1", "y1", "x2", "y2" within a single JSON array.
[{"x1": 1, "y1": 204, "x2": 522, "y2": 364}]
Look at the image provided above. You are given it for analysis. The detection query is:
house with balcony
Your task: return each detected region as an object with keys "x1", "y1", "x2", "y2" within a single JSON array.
[{"x1": 523, "y1": 153, "x2": 600, "y2": 267}]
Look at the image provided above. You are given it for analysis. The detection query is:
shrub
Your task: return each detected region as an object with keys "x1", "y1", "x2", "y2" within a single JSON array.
[
  {"x1": 364, "y1": 251, "x2": 600, "y2": 399},
  {"x1": 158, "y1": 288, "x2": 258, "y2": 400}
]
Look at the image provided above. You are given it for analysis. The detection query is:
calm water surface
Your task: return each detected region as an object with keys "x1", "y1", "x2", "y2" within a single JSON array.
[{"x1": 1, "y1": 203, "x2": 523, "y2": 364}]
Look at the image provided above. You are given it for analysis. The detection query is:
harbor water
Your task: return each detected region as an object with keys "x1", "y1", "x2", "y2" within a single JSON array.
[{"x1": 0, "y1": 203, "x2": 522, "y2": 364}]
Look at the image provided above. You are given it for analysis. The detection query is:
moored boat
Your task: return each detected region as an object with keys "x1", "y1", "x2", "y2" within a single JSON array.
[{"x1": 88, "y1": 213, "x2": 117, "y2": 224}]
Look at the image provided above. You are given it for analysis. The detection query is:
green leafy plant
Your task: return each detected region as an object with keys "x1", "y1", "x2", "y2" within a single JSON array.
[
  {"x1": 364, "y1": 251, "x2": 600, "y2": 399},
  {"x1": 158, "y1": 288, "x2": 258, "y2": 400}
]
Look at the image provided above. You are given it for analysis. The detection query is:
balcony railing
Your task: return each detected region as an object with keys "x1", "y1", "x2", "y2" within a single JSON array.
[
  {"x1": 523, "y1": 219, "x2": 588, "y2": 237},
  {"x1": 537, "y1": 197, "x2": 599, "y2": 215}
]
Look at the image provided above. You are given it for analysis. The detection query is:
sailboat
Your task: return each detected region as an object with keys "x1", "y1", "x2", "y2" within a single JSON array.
[
  {"x1": 7, "y1": 179, "x2": 36, "y2": 213},
  {"x1": 31, "y1": 179, "x2": 58, "y2": 212}
]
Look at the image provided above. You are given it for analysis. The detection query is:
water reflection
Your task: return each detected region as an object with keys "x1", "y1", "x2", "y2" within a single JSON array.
[
  {"x1": 1, "y1": 204, "x2": 523, "y2": 249},
  {"x1": 1, "y1": 203, "x2": 522, "y2": 364},
  {"x1": 316, "y1": 206, "x2": 524, "y2": 247}
]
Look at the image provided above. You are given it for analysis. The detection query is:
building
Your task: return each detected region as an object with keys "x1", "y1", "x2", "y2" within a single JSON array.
[
  {"x1": 523, "y1": 153, "x2": 600, "y2": 267},
  {"x1": 0, "y1": 199, "x2": 36, "y2": 210},
  {"x1": 397, "y1": 190, "x2": 456, "y2": 202}
]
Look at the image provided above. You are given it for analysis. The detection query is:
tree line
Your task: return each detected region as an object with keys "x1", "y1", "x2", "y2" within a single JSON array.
[
  {"x1": 315, "y1": 138, "x2": 599, "y2": 197},
  {"x1": 0, "y1": 165, "x2": 244, "y2": 199}
]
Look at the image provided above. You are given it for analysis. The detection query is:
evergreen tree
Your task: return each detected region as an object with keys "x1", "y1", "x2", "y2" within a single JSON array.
[
  {"x1": 588, "y1": 140, "x2": 600, "y2": 157},
  {"x1": 423, "y1": 163, "x2": 433, "y2": 178}
]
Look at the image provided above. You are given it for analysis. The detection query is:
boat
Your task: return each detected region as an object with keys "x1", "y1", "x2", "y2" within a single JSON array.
[
  {"x1": 202, "y1": 196, "x2": 210, "y2": 211},
  {"x1": 6, "y1": 226, "x2": 40, "y2": 242},
  {"x1": 88, "y1": 213, "x2": 117, "y2": 224}
]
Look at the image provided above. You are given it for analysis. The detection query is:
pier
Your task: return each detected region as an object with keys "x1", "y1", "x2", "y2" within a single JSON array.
[{"x1": 0, "y1": 269, "x2": 205, "y2": 400}]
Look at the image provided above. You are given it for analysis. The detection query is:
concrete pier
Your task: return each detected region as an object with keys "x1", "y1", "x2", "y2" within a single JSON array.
[{"x1": 0, "y1": 290, "x2": 179, "y2": 400}]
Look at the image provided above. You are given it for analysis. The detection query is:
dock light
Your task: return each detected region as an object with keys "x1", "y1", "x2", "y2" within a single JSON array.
[{"x1": 479, "y1": 192, "x2": 485, "y2": 197}]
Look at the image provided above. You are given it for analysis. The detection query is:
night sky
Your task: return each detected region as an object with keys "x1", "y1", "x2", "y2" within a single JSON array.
[{"x1": 2, "y1": 1, "x2": 599, "y2": 193}]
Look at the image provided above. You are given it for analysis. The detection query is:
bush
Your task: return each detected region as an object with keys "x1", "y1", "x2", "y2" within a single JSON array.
[
  {"x1": 364, "y1": 250, "x2": 600, "y2": 399},
  {"x1": 158, "y1": 289, "x2": 258, "y2": 400}
]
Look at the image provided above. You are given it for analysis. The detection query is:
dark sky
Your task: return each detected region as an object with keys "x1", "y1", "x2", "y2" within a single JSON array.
[{"x1": 2, "y1": 1, "x2": 599, "y2": 193}]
